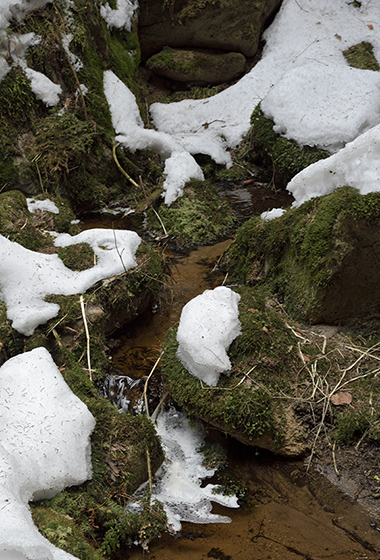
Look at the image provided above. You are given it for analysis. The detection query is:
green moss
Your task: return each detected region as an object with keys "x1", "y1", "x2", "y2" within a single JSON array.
[
  {"x1": 343, "y1": 41, "x2": 379, "y2": 71},
  {"x1": 227, "y1": 186, "x2": 380, "y2": 321},
  {"x1": 250, "y1": 105, "x2": 329, "y2": 185},
  {"x1": 0, "y1": 190, "x2": 52, "y2": 250},
  {"x1": 147, "y1": 179, "x2": 235, "y2": 247},
  {"x1": 178, "y1": 0, "x2": 220, "y2": 22},
  {"x1": 162, "y1": 325, "x2": 276, "y2": 440},
  {"x1": 57, "y1": 243, "x2": 96, "y2": 270},
  {"x1": 0, "y1": 66, "x2": 40, "y2": 126},
  {"x1": 31, "y1": 508, "x2": 102, "y2": 560},
  {"x1": 162, "y1": 286, "x2": 301, "y2": 446}
]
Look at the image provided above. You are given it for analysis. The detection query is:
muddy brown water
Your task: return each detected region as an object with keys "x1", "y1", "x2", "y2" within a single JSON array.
[
  {"x1": 82, "y1": 188, "x2": 380, "y2": 560},
  {"x1": 124, "y1": 445, "x2": 380, "y2": 560}
]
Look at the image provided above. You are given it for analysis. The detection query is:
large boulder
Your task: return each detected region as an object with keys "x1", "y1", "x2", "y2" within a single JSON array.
[
  {"x1": 227, "y1": 186, "x2": 380, "y2": 324},
  {"x1": 146, "y1": 47, "x2": 246, "y2": 85},
  {"x1": 138, "y1": 0, "x2": 283, "y2": 61}
]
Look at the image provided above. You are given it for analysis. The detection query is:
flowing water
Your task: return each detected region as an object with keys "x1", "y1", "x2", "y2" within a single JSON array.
[{"x1": 84, "y1": 185, "x2": 380, "y2": 560}]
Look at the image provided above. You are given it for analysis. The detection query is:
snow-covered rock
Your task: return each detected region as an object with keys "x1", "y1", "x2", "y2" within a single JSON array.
[{"x1": 176, "y1": 286, "x2": 241, "y2": 386}]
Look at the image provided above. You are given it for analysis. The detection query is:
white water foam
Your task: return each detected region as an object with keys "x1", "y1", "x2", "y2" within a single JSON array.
[{"x1": 129, "y1": 408, "x2": 239, "y2": 533}]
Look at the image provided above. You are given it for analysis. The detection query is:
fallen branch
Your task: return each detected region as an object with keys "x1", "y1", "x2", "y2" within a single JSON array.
[
  {"x1": 112, "y1": 142, "x2": 140, "y2": 189},
  {"x1": 80, "y1": 295, "x2": 92, "y2": 382},
  {"x1": 143, "y1": 350, "x2": 164, "y2": 418}
]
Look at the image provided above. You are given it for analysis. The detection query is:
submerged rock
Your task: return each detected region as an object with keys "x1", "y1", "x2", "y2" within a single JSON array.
[{"x1": 228, "y1": 186, "x2": 380, "y2": 324}]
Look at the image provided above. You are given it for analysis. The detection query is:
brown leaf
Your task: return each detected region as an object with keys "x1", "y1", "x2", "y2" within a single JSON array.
[
  {"x1": 335, "y1": 33, "x2": 342, "y2": 40},
  {"x1": 368, "y1": 24, "x2": 374, "y2": 30},
  {"x1": 249, "y1": 308, "x2": 259, "y2": 314},
  {"x1": 330, "y1": 392, "x2": 352, "y2": 406}
]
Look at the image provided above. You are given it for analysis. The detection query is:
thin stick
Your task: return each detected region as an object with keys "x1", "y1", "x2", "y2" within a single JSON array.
[
  {"x1": 112, "y1": 142, "x2": 140, "y2": 188},
  {"x1": 80, "y1": 295, "x2": 92, "y2": 382},
  {"x1": 143, "y1": 351, "x2": 164, "y2": 418},
  {"x1": 332, "y1": 440, "x2": 339, "y2": 476},
  {"x1": 146, "y1": 447, "x2": 153, "y2": 494},
  {"x1": 152, "y1": 206, "x2": 168, "y2": 237}
]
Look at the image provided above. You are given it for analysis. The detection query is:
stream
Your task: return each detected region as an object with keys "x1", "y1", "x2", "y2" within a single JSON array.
[{"x1": 87, "y1": 184, "x2": 380, "y2": 560}]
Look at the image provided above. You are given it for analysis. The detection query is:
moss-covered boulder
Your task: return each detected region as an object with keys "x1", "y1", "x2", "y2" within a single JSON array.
[
  {"x1": 162, "y1": 286, "x2": 309, "y2": 457},
  {"x1": 249, "y1": 105, "x2": 330, "y2": 187},
  {"x1": 138, "y1": 0, "x2": 282, "y2": 61},
  {"x1": 227, "y1": 186, "x2": 380, "y2": 324},
  {"x1": 147, "y1": 47, "x2": 246, "y2": 85}
]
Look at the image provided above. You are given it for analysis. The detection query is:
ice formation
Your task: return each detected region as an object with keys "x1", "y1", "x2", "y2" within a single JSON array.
[
  {"x1": 0, "y1": 347, "x2": 95, "y2": 559},
  {"x1": 176, "y1": 286, "x2": 241, "y2": 386},
  {"x1": 129, "y1": 408, "x2": 239, "y2": 533},
  {"x1": 0, "y1": 228, "x2": 141, "y2": 335}
]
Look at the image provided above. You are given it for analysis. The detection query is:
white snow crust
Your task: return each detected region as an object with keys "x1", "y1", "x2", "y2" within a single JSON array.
[
  {"x1": 103, "y1": 70, "x2": 204, "y2": 204},
  {"x1": 26, "y1": 198, "x2": 60, "y2": 214},
  {"x1": 176, "y1": 286, "x2": 241, "y2": 386},
  {"x1": 130, "y1": 408, "x2": 239, "y2": 533},
  {"x1": 0, "y1": 347, "x2": 95, "y2": 559},
  {"x1": 100, "y1": 0, "x2": 138, "y2": 30},
  {"x1": 0, "y1": 228, "x2": 141, "y2": 336},
  {"x1": 287, "y1": 123, "x2": 380, "y2": 207}
]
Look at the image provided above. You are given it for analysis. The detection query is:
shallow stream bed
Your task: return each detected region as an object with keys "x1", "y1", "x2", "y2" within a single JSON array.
[
  {"x1": 84, "y1": 185, "x2": 380, "y2": 560},
  {"x1": 108, "y1": 242, "x2": 380, "y2": 560}
]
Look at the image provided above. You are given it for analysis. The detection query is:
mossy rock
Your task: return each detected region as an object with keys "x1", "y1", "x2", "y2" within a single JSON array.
[
  {"x1": 147, "y1": 47, "x2": 246, "y2": 85},
  {"x1": 3, "y1": 0, "x2": 161, "y2": 213},
  {"x1": 139, "y1": 0, "x2": 282, "y2": 60},
  {"x1": 146, "y1": 178, "x2": 235, "y2": 247},
  {"x1": 227, "y1": 186, "x2": 380, "y2": 324},
  {"x1": 249, "y1": 105, "x2": 330, "y2": 187},
  {"x1": 161, "y1": 285, "x2": 308, "y2": 457},
  {"x1": 343, "y1": 41, "x2": 379, "y2": 71}
]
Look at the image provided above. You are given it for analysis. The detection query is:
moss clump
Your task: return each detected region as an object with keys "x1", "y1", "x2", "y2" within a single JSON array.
[
  {"x1": 31, "y1": 508, "x2": 102, "y2": 560},
  {"x1": 227, "y1": 186, "x2": 380, "y2": 323},
  {"x1": 147, "y1": 179, "x2": 235, "y2": 247},
  {"x1": 249, "y1": 105, "x2": 329, "y2": 185},
  {"x1": 57, "y1": 243, "x2": 96, "y2": 271},
  {"x1": 343, "y1": 41, "x2": 379, "y2": 71},
  {"x1": 0, "y1": 189, "x2": 53, "y2": 250},
  {"x1": 161, "y1": 286, "x2": 303, "y2": 452}
]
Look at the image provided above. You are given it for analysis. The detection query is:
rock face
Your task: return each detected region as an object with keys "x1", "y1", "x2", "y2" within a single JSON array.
[
  {"x1": 138, "y1": 0, "x2": 283, "y2": 61},
  {"x1": 228, "y1": 186, "x2": 380, "y2": 324},
  {"x1": 147, "y1": 47, "x2": 246, "y2": 85}
]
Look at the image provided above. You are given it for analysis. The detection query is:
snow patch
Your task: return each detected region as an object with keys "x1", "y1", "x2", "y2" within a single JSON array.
[
  {"x1": 26, "y1": 198, "x2": 60, "y2": 214},
  {"x1": 0, "y1": 347, "x2": 95, "y2": 559},
  {"x1": 0, "y1": 229, "x2": 141, "y2": 336},
  {"x1": 103, "y1": 70, "x2": 204, "y2": 204},
  {"x1": 100, "y1": 0, "x2": 138, "y2": 31},
  {"x1": 176, "y1": 286, "x2": 241, "y2": 386}
]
